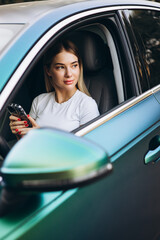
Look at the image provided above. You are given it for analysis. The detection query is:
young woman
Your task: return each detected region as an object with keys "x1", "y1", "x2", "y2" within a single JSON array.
[{"x1": 9, "y1": 39, "x2": 99, "y2": 135}]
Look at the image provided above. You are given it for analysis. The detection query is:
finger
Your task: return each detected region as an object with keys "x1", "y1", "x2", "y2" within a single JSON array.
[
  {"x1": 9, "y1": 121, "x2": 19, "y2": 132},
  {"x1": 9, "y1": 117, "x2": 22, "y2": 129},
  {"x1": 11, "y1": 129, "x2": 20, "y2": 134},
  {"x1": 11, "y1": 124, "x2": 26, "y2": 131},
  {"x1": 18, "y1": 127, "x2": 33, "y2": 136},
  {"x1": 27, "y1": 115, "x2": 39, "y2": 128},
  {"x1": 10, "y1": 121, "x2": 30, "y2": 135},
  {"x1": 12, "y1": 128, "x2": 27, "y2": 136},
  {"x1": 9, "y1": 115, "x2": 21, "y2": 121},
  {"x1": 10, "y1": 120, "x2": 28, "y2": 128}
]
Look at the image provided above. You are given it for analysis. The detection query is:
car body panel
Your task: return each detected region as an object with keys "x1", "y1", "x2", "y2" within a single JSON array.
[
  {"x1": 0, "y1": 189, "x2": 77, "y2": 239},
  {"x1": 2, "y1": 124, "x2": 160, "y2": 240},
  {"x1": 0, "y1": 92, "x2": 159, "y2": 239},
  {"x1": 81, "y1": 93, "x2": 160, "y2": 159},
  {"x1": 40, "y1": 124, "x2": 160, "y2": 240}
]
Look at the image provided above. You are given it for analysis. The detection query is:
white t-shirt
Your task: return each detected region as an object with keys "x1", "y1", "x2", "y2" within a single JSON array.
[{"x1": 29, "y1": 90, "x2": 99, "y2": 132}]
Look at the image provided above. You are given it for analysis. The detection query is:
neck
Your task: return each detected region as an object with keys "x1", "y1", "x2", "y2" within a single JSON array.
[{"x1": 55, "y1": 88, "x2": 77, "y2": 103}]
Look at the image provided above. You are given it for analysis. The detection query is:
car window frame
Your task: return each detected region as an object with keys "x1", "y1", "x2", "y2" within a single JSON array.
[
  {"x1": 1, "y1": 4, "x2": 160, "y2": 140},
  {"x1": 0, "y1": 5, "x2": 146, "y2": 112}
]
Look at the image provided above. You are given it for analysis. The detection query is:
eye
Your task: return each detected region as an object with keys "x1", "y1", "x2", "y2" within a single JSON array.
[
  {"x1": 56, "y1": 65, "x2": 64, "y2": 70},
  {"x1": 72, "y1": 63, "x2": 78, "y2": 68}
]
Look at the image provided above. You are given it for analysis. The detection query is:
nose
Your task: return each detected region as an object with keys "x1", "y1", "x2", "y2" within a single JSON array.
[{"x1": 65, "y1": 67, "x2": 72, "y2": 77}]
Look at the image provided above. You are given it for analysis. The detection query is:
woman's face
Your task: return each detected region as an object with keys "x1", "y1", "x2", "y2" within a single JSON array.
[{"x1": 47, "y1": 49, "x2": 80, "y2": 92}]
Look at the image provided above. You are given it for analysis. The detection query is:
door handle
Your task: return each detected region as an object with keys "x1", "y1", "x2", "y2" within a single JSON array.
[{"x1": 144, "y1": 135, "x2": 160, "y2": 164}]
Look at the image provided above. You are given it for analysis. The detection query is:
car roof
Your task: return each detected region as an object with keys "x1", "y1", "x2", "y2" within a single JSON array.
[{"x1": 0, "y1": 0, "x2": 159, "y2": 24}]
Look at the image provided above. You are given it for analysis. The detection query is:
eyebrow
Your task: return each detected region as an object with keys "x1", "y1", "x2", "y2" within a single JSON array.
[{"x1": 55, "y1": 61, "x2": 78, "y2": 65}]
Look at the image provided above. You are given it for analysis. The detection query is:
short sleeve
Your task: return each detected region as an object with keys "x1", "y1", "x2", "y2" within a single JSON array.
[
  {"x1": 29, "y1": 97, "x2": 38, "y2": 120},
  {"x1": 79, "y1": 97, "x2": 99, "y2": 125}
]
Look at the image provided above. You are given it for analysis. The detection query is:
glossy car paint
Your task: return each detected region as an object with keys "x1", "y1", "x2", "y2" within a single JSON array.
[
  {"x1": 0, "y1": 189, "x2": 77, "y2": 239},
  {"x1": 0, "y1": 0, "x2": 160, "y2": 239},
  {"x1": 84, "y1": 92, "x2": 160, "y2": 159},
  {"x1": 2, "y1": 128, "x2": 111, "y2": 189}
]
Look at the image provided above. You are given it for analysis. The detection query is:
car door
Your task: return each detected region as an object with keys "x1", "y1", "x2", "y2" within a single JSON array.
[
  {"x1": 33, "y1": 7, "x2": 160, "y2": 240},
  {"x1": 48, "y1": 90, "x2": 160, "y2": 240}
]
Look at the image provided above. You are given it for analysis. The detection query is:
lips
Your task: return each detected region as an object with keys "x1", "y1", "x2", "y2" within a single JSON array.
[{"x1": 64, "y1": 80, "x2": 74, "y2": 85}]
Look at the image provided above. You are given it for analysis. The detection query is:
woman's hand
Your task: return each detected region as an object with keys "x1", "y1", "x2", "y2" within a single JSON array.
[{"x1": 9, "y1": 114, "x2": 39, "y2": 137}]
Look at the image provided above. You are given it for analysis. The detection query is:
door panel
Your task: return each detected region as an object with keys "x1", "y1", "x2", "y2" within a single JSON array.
[
  {"x1": 40, "y1": 94, "x2": 160, "y2": 240},
  {"x1": 24, "y1": 126, "x2": 160, "y2": 240},
  {"x1": 20, "y1": 94, "x2": 160, "y2": 240},
  {"x1": 83, "y1": 95, "x2": 160, "y2": 158}
]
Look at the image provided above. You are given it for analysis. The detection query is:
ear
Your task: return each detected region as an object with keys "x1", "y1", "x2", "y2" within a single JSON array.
[{"x1": 44, "y1": 65, "x2": 52, "y2": 77}]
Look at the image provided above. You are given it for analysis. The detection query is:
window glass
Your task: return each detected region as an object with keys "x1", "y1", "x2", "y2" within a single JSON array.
[
  {"x1": 121, "y1": 10, "x2": 149, "y2": 93},
  {"x1": 127, "y1": 9, "x2": 160, "y2": 89}
]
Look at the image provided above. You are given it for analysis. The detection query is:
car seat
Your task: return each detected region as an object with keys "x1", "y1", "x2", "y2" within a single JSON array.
[{"x1": 69, "y1": 30, "x2": 118, "y2": 114}]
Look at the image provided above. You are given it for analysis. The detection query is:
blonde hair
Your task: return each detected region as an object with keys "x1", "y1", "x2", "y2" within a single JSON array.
[{"x1": 43, "y1": 39, "x2": 90, "y2": 96}]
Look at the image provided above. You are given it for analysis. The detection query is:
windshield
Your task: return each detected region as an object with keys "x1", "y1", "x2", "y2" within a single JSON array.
[{"x1": 0, "y1": 24, "x2": 24, "y2": 54}]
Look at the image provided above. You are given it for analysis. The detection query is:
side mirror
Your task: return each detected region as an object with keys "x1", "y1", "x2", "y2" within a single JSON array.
[{"x1": 1, "y1": 128, "x2": 112, "y2": 191}]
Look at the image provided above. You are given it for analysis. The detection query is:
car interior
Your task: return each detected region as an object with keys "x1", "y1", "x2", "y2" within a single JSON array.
[{"x1": 0, "y1": 22, "x2": 126, "y2": 162}]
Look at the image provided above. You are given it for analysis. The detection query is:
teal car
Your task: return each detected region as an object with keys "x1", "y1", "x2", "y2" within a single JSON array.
[{"x1": 0, "y1": 0, "x2": 160, "y2": 239}]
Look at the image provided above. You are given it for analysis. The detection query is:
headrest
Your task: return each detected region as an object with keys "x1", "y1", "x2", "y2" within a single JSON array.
[{"x1": 68, "y1": 31, "x2": 113, "y2": 73}]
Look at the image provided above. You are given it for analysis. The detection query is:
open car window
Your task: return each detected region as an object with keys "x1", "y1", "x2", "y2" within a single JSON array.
[{"x1": 0, "y1": 12, "x2": 138, "y2": 160}]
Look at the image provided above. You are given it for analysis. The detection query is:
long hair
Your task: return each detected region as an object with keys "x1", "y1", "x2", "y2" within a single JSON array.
[{"x1": 43, "y1": 39, "x2": 90, "y2": 96}]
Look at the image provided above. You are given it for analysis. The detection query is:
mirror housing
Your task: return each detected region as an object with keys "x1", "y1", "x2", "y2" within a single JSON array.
[{"x1": 1, "y1": 128, "x2": 112, "y2": 191}]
